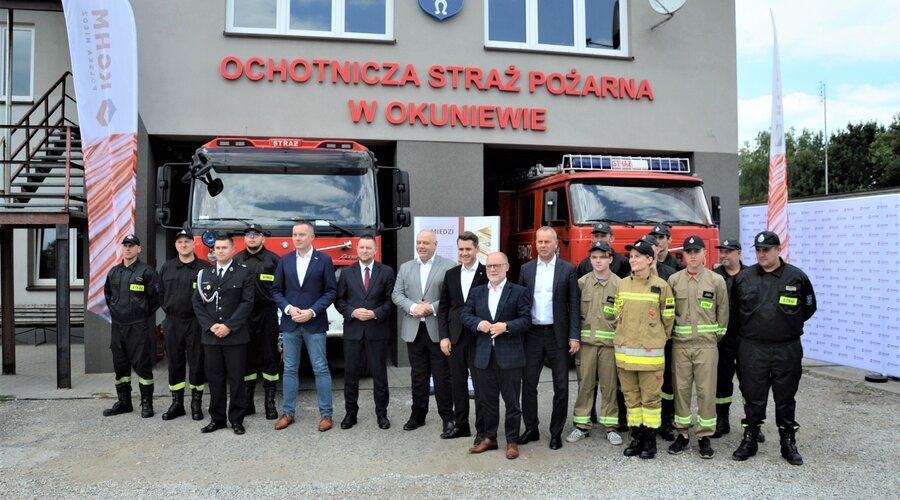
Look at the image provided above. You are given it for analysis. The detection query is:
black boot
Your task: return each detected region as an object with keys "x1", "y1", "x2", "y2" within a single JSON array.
[
  {"x1": 732, "y1": 426, "x2": 760, "y2": 461},
  {"x1": 757, "y1": 428, "x2": 766, "y2": 443},
  {"x1": 623, "y1": 426, "x2": 643, "y2": 457},
  {"x1": 658, "y1": 399, "x2": 676, "y2": 441},
  {"x1": 779, "y1": 427, "x2": 803, "y2": 465},
  {"x1": 263, "y1": 382, "x2": 278, "y2": 420},
  {"x1": 640, "y1": 427, "x2": 658, "y2": 459},
  {"x1": 244, "y1": 380, "x2": 257, "y2": 416},
  {"x1": 190, "y1": 388, "x2": 204, "y2": 421},
  {"x1": 139, "y1": 384, "x2": 154, "y2": 418},
  {"x1": 161, "y1": 389, "x2": 186, "y2": 421},
  {"x1": 712, "y1": 404, "x2": 730, "y2": 438},
  {"x1": 102, "y1": 383, "x2": 133, "y2": 416}
]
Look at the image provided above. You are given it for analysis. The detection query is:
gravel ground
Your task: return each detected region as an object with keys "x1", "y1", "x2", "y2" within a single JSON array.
[{"x1": 1, "y1": 371, "x2": 898, "y2": 499}]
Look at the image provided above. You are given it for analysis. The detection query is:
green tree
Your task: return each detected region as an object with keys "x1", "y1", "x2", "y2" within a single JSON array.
[
  {"x1": 827, "y1": 121, "x2": 882, "y2": 192},
  {"x1": 739, "y1": 130, "x2": 770, "y2": 204},
  {"x1": 788, "y1": 128, "x2": 826, "y2": 197},
  {"x1": 869, "y1": 113, "x2": 900, "y2": 188}
]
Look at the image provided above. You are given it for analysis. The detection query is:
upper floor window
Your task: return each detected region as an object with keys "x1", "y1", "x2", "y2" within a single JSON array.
[
  {"x1": 0, "y1": 25, "x2": 34, "y2": 102},
  {"x1": 226, "y1": 0, "x2": 393, "y2": 40},
  {"x1": 31, "y1": 227, "x2": 85, "y2": 288},
  {"x1": 485, "y1": 0, "x2": 626, "y2": 57}
]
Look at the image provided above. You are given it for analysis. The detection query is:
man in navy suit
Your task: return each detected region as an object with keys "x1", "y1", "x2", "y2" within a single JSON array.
[
  {"x1": 518, "y1": 226, "x2": 581, "y2": 450},
  {"x1": 335, "y1": 234, "x2": 395, "y2": 430},
  {"x1": 438, "y1": 231, "x2": 489, "y2": 441},
  {"x1": 461, "y1": 252, "x2": 532, "y2": 460},
  {"x1": 272, "y1": 221, "x2": 338, "y2": 432}
]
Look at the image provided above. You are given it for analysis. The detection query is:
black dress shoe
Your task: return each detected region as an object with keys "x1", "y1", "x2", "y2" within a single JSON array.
[
  {"x1": 440, "y1": 421, "x2": 457, "y2": 439},
  {"x1": 341, "y1": 414, "x2": 357, "y2": 430},
  {"x1": 403, "y1": 417, "x2": 425, "y2": 431},
  {"x1": 377, "y1": 416, "x2": 391, "y2": 430},
  {"x1": 232, "y1": 423, "x2": 245, "y2": 435},
  {"x1": 519, "y1": 428, "x2": 541, "y2": 445},
  {"x1": 200, "y1": 421, "x2": 226, "y2": 433},
  {"x1": 549, "y1": 434, "x2": 563, "y2": 450},
  {"x1": 442, "y1": 424, "x2": 472, "y2": 439}
]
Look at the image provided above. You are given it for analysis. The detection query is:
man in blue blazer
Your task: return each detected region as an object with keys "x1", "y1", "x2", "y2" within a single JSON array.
[
  {"x1": 461, "y1": 252, "x2": 532, "y2": 460},
  {"x1": 272, "y1": 221, "x2": 338, "y2": 432},
  {"x1": 518, "y1": 226, "x2": 581, "y2": 450},
  {"x1": 335, "y1": 235, "x2": 395, "y2": 430}
]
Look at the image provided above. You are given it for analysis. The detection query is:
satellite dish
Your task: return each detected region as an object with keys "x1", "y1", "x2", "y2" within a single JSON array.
[{"x1": 649, "y1": 0, "x2": 686, "y2": 30}]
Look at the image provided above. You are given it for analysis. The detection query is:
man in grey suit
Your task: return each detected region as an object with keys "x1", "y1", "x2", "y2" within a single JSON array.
[
  {"x1": 392, "y1": 229, "x2": 456, "y2": 434},
  {"x1": 518, "y1": 226, "x2": 581, "y2": 450}
]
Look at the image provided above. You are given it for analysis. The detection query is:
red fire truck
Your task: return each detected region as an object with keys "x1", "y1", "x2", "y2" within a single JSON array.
[
  {"x1": 499, "y1": 154, "x2": 721, "y2": 279},
  {"x1": 155, "y1": 137, "x2": 411, "y2": 336}
]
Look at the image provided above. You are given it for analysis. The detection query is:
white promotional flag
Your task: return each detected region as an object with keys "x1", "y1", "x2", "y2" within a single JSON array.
[
  {"x1": 62, "y1": 1, "x2": 139, "y2": 321},
  {"x1": 767, "y1": 11, "x2": 790, "y2": 262}
]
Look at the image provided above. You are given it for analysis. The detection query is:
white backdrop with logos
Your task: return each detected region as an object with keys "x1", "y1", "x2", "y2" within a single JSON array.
[
  {"x1": 740, "y1": 193, "x2": 900, "y2": 377},
  {"x1": 413, "y1": 216, "x2": 501, "y2": 265}
]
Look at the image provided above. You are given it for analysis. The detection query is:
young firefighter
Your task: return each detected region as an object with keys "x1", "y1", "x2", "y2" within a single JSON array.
[
  {"x1": 615, "y1": 239, "x2": 675, "y2": 459},
  {"x1": 666, "y1": 236, "x2": 729, "y2": 458},
  {"x1": 567, "y1": 241, "x2": 623, "y2": 446}
]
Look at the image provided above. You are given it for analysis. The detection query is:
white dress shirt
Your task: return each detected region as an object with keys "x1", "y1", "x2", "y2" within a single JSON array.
[
  {"x1": 285, "y1": 247, "x2": 316, "y2": 316},
  {"x1": 410, "y1": 256, "x2": 435, "y2": 318},
  {"x1": 460, "y1": 261, "x2": 479, "y2": 302},
  {"x1": 488, "y1": 278, "x2": 506, "y2": 321},
  {"x1": 532, "y1": 256, "x2": 556, "y2": 325},
  {"x1": 216, "y1": 260, "x2": 233, "y2": 278}
]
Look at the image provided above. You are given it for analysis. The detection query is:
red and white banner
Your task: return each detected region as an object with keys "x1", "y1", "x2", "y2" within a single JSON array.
[
  {"x1": 767, "y1": 11, "x2": 790, "y2": 262},
  {"x1": 62, "y1": 1, "x2": 139, "y2": 321}
]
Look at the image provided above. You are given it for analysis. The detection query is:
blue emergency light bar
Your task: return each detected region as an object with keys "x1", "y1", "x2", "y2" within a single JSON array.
[{"x1": 562, "y1": 154, "x2": 690, "y2": 173}]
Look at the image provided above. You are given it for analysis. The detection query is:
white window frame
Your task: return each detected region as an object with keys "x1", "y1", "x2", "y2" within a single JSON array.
[
  {"x1": 31, "y1": 227, "x2": 84, "y2": 288},
  {"x1": 0, "y1": 25, "x2": 35, "y2": 102},
  {"x1": 225, "y1": 0, "x2": 394, "y2": 41},
  {"x1": 484, "y1": 0, "x2": 629, "y2": 58}
]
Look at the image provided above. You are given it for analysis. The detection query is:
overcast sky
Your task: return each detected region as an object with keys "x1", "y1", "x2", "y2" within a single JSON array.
[{"x1": 736, "y1": 0, "x2": 900, "y2": 147}]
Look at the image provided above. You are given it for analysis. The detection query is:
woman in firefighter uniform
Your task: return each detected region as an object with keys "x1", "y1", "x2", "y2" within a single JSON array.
[{"x1": 614, "y1": 239, "x2": 675, "y2": 459}]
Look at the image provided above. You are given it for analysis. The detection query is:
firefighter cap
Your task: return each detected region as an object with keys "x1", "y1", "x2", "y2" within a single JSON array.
[
  {"x1": 243, "y1": 223, "x2": 270, "y2": 237},
  {"x1": 121, "y1": 234, "x2": 140, "y2": 246},
  {"x1": 649, "y1": 224, "x2": 670, "y2": 237},
  {"x1": 754, "y1": 231, "x2": 780, "y2": 249},
  {"x1": 175, "y1": 228, "x2": 193, "y2": 240},
  {"x1": 683, "y1": 236, "x2": 705, "y2": 251},
  {"x1": 625, "y1": 239, "x2": 655, "y2": 258},
  {"x1": 639, "y1": 234, "x2": 659, "y2": 247},
  {"x1": 591, "y1": 222, "x2": 613, "y2": 235},
  {"x1": 589, "y1": 241, "x2": 613, "y2": 254},
  {"x1": 716, "y1": 239, "x2": 741, "y2": 251}
]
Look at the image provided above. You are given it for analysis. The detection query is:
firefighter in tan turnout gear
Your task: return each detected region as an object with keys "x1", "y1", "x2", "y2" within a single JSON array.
[
  {"x1": 614, "y1": 239, "x2": 675, "y2": 459},
  {"x1": 567, "y1": 241, "x2": 623, "y2": 446},
  {"x1": 666, "y1": 236, "x2": 728, "y2": 458}
]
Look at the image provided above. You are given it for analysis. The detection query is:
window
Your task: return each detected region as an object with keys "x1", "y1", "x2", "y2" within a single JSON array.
[
  {"x1": 517, "y1": 194, "x2": 534, "y2": 231},
  {"x1": 0, "y1": 25, "x2": 34, "y2": 102},
  {"x1": 32, "y1": 227, "x2": 85, "y2": 288},
  {"x1": 226, "y1": 0, "x2": 393, "y2": 40},
  {"x1": 486, "y1": 0, "x2": 626, "y2": 57}
]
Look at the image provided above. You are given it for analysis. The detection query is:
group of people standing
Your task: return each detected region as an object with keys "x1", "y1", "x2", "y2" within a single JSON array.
[{"x1": 102, "y1": 220, "x2": 816, "y2": 465}]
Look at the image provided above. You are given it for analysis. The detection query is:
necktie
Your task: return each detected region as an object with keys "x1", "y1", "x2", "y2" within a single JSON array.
[
  {"x1": 218, "y1": 268, "x2": 224, "y2": 280},
  {"x1": 364, "y1": 266, "x2": 370, "y2": 292}
]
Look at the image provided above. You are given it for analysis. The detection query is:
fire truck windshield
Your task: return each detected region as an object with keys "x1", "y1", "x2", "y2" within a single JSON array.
[
  {"x1": 192, "y1": 169, "x2": 377, "y2": 230},
  {"x1": 569, "y1": 183, "x2": 712, "y2": 226}
]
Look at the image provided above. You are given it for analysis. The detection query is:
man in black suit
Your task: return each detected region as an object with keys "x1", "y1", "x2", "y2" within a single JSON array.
[
  {"x1": 518, "y1": 226, "x2": 581, "y2": 450},
  {"x1": 461, "y1": 252, "x2": 532, "y2": 460},
  {"x1": 335, "y1": 234, "x2": 395, "y2": 430},
  {"x1": 192, "y1": 234, "x2": 255, "y2": 435},
  {"x1": 438, "y1": 231, "x2": 490, "y2": 442}
]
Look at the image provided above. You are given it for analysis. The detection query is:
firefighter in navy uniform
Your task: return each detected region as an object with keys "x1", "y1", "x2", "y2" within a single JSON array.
[
  {"x1": 732, "y1": 231, "x2": 816, "y2": 465},
  {"x1": 103, "y1": 234, "x2": 161, "y2": 418},
  {"x1": 576, "y1": 222, "x2": 631, "y2": 279},
  {"x1": 233, "y1": 224, "x2": 282, "y2": 420},
  {"x1": 650, "y1": 225, "x2": 686, "y2": 272},
  {"x1": 159, "y1": 228, "x2": 210, "y2": 421}
]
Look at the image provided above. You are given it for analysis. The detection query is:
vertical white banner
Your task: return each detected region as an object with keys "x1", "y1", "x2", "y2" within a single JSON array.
[
  {"x1": 413, "y1": 216, "x2": 502, "y2": 264},
  {"x1": 62, "y1": 1, "x2": 139, "y2": 321},
  {"x1": 767, "y1": 11, "x2": 790, "y2": 262}
]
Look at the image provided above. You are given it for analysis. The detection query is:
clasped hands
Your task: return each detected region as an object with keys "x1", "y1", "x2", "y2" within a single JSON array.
[
  {"x1": 410, "y1": 301, "x2": 433, "y2": 318},
  {"x1": 289, "y1": 307, "x2": 314, "y2": 323},
  {"x1": 477, "y1": 320, "x2": 508, "y2": 339},
  {"x1": 210, "y1": 323, "x2": 231, "y2": 338}
]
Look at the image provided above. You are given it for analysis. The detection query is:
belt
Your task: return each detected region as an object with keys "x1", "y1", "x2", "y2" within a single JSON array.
[{"x1": 532, "y1": 324, "x2": 554, "y2": 331}]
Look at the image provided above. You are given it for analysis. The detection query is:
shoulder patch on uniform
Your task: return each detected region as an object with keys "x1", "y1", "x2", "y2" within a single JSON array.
[
  {"x1": 703, "y1": 291, "x2": 714, "y2": 299},
  {"x1": 806, "y1": 295, "x2": 814, "y2": 305},
  {"x1": 606, "y1": 296, "x2": 616, "y2": 304},
  {"x1": 665, "y1": 297, "x2": 675, "y2": 306},
  {"x1": 135, "y1": 276, "x2": 144, "y2": 283}
]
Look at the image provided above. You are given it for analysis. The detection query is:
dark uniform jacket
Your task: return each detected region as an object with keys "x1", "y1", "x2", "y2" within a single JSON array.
[
  {"x1": 192, "y1": 262, "x2": 255, "y2": 346},
  {"x1": 234, "y1": 247, "x2": 280, "y2": 310},
  {"x1": 577, "y1": 252, "x2": 631, "y2": 280},
  {"x1": 733, "y1": 258, "x2": 816, "y2": 343},
  {"x1": 654, "y1": 262, "x2": 677, "y2": 282},
  {"x1": 159, "y1": 255, "x2": 210, "y2": 319},
  {"x1": 714, "y1": 262, "x2": 747, "y2": 340},
  {"x1": 660, "y1": 252, "x2": 685, "y2": 272},
  {"x1": 104, "y1": 259, "x2": 160, "y2": 325}
]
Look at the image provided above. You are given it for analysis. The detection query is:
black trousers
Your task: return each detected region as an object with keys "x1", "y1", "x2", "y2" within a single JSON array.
[
  {"x1": 407, "y1": 323, "x2": 453, "y2": 422},
  {"x1": 522, "y1": 325, "x2": 569, "y2": 436},
  {"x1": 110, "y1": 320, "x2": 154, "y2": 383},
  {"x1": 204, "y1": 343, "x2": 248, "y2": 425},
  {"x1": 164, "y1": 316, "x2": 205, "y2": 390},
  {"x1": 661, "y1": 338, "x2": 674, "y2": 416},
  {"x1": 448, "y1": 330, "x2": 484, "y2": 433},
  {"x1": 739, "y1": 338, "x2": 803, "y2": 428},
  {"x1": 344, "y1": 337, "x2": 390, "y2": 418},
  {"x1": 478, "y1": 349, "x2": 522, "y2": 443},
  {"x1": 245, "y1": 306, "x2": 280, "y2": 384},
  {"x1": 715, "y1": 333, "x2": 742, "y2": 409}
]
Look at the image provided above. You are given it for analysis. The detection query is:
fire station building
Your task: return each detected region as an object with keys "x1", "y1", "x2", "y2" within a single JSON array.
[{"x1": 2, "y1": 1, "x2": 737, "y2": 372}]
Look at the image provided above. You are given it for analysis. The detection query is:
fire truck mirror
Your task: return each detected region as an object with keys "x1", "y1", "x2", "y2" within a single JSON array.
[
  {"x1": 393, "y1": 169, "x2": 411, "y2": 208},
  {"x1": 711, "y1": 195, "x2": 721, "y2": 226},
  {"x1": 395, "y1": 208, "x2": 412, "y2": 228},
  {"x1": 543, "y1": 191, "x2": 560, "y2": 225}
]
